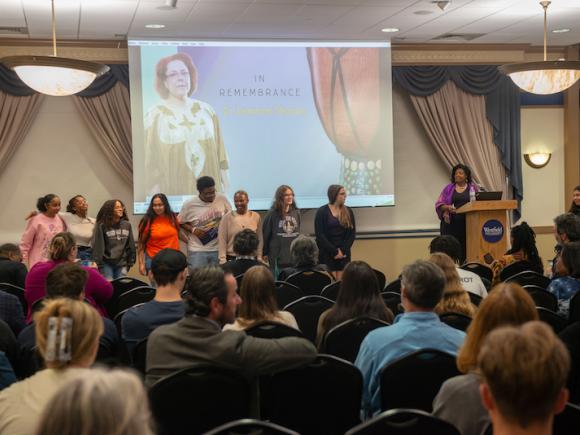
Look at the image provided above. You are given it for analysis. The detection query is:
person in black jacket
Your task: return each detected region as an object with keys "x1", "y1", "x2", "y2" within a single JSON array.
[
  {"x1": 0, "y1": 244, "x2": 27, "y2": 289},
  {"x1": 314, "y1": 184, "x2": 356, "y2": 280}
]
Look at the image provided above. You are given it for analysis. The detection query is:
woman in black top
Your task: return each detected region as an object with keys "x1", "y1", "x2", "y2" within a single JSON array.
[{"x1": 314, "y1": 184, "x2": 355, "y2": 280}]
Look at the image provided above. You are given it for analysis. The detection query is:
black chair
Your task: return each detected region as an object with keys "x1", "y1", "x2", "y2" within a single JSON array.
[
  {"x1": 439, "y1": 312, "x2": 472, "y2": 332},
  {"x1": 113, "y1": 304, "x2": 145, "y2": 336},
  {"x1": 286, "y1": 270, "x2": 333, "y2": 296},
  {"x1": 481, "y1": 277, "x2": 492, "y2": 291},
  {"x1": 554, "y1": 402, "x2": 580, "y2": 435},
  {"x1": 149, "y1": 365, "x2": 252, "y2": 435},
  {"x1": 111, "y1": 276, "x2": 149, "y2": 295},
  {"x1": 274, "y1": 281, "x2": 303, "y2": 309},
  {"x1": 537, "y1": 307, "x2": 568, "y2": 334},
  {"x1": 235, "y1": 274, "x2": 244, "y2": 290},
  {"x1": 500, "y1": 261, "x2": 539, "y2": 282},
  {"x1": 373, "y1": 269, "x2": 387, "y2": 290},
  {"x1": 131, "y1": 338, "x2": 148, "y2": 375},
  {"x1": 116, "y1": 286, "x2": 156, "y2": 314},
  {"x1": 320, "y1": 281, "x2": 341, "y2": 301},
  {"x1": 269, "y1": 355, "x2": 362, "y2": 435},
  {"x1": 283, "y1": 296, "x2": 334, "y2": 343},
  {"x1": 461, "y1": 262, "x2": 493, "y2": 282},
  {"x1": 381, "y1": 292, "x2": 403, "y2": 316},
  {"x1": 379, "y1": 349, "x2": 461, "y2": 412},
  {"x1": 569, "y1": 291, "x2": 580, "y2": 324},
  {"x1": 524, "y1": 285, "x2": 558, "y2": 311},
  {"x1": 0, "y1": 282, "x2": 27, "y2": 313},
  {"x1": 245, "y1": 321, "x2": 304, "y2": 339},
  {"x1": 504, "y1": 269, "x2": 551, "y2": 289},
  {"x1": 468, "y1": 292, "x2": 483, "y2": 307},
  {"x1": 384, "y1": 279, "x2": 401, "y2": 294},
  {"x1": 345, "y1": 408, "x2": 460, "y2": 435},
  {"x1": 30, "y1": 297, "x2": 46, "y2": 313},
  {"x1": 203, "y1": 419, "x2": 299, "y2": 435},
  {"x1": 321, "y1": 316, "x2": 390, "y2": 363}
]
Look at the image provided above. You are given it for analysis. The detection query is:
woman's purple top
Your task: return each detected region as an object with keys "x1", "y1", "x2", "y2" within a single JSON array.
[
  {"x1": 24, "y1": 260, "x2": 113, "y2": 322},
  {"x1": 435, "y1": 182, "x2": 479, "y2": 220}
]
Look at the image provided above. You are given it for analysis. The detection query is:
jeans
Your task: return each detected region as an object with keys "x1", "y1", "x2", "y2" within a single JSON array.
[
  {"x1": 187, "y1": 251, "x2": 219, "y2": 270},
  {"x1": 99, "y1": 263, "x2": 127, "y2": 281},
  {"x1": 144, "y1": 252, "x2": 153, "y2": 273}
]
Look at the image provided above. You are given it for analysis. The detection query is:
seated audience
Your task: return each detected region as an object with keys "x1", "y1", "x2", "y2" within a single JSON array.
[
  {"x1": 0, "y1": 320, "x2": 18, "y2": 381},
  {"x1": 223, "y1": 265, "x2": 299, "y2": 332},
  {"x1": 24, "y1": 232, "x2": 113, "y2": 321},
  {"x1": 221, "y1": 229, "x2": 265, "y2": 277},
  {"x1": 34, "y1": 368, "x2": 154, "y2": 435},
  {"x1": 122, "y1": 248, "x2": 187, "y2": 353},
  {"x1": 278, "y1": 235, "x2": 331, "y2": 281},
  {"x1": 316, "y1": 261, "x2": 393, "y2": 347},
  {"x1": 0, "y1": 290, "x2": 25, "y2": 337},
  {"x1": 429, "y1": 253, "x2": 476, "y2": 317},
  {"x1": 429, "y1": 235, "x2": 487, "y2": 297},
  {"x1": 0, "y1": 299, "x2": 103, "y2": 435},
  {"x1": 478, "y1": 322, "x2": 569, "y2": 435},
  {"x1": 552, "y1": 213, "x2": 580, "y2": 277},
  {"x1": 433, "y1": 282, "x2": 538, "y2": 435},
  {"x1": 355, "y1": 260, "x2": 465, "y2": 418},
  {"x1": 0, "y1": 244, "x2": 27, "y2": 289},
  {"x1": 146, "y1": 265, "x2": 317, "y2": 389},
  {"x1": 0, "y1": 352, "x2": 15, "y2": 391},
  {"x1": 547, "y1": 241, "x2": 580, "y2": 318},
  {"x1": 18, "y1": 263, "x2": 119, "y2": 363}
]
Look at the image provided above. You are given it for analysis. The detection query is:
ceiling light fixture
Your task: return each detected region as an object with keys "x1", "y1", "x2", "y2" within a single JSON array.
[
  {"x1": 552, "y1": 28, "x2": 570, "y2": 33},
  {"x1": 498, "y1": 1, "x2": 580, "y2": 95},
  {"x1": 158, "y1": 0, "x2": 178, "y2": 10},
  {"x1": 433, "y1": 1, "x2": 451, "y2": 11},
  {"x1": 145, "y1": 24, "x2": 166, "y2": 29},
  {"x1": 0, "y1": 0, "x2": 108, "y2": 96},
  {"x1": 381, "y1": 28, "x2": 399, "y2": 33}
]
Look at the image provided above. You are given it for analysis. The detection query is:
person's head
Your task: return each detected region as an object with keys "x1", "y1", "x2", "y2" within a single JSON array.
[
  {"x1": 196, "y1": 176, "x2": 216, "y2": 203},
  {"x1": 233, "y1": 229, "x2": 259, "y2": 257},
  {"x1": 428, "y1": 253, "x2": 474, "y2": 316},
  {"x1": 457, "y1": 282, "x2": 538, "y2": 373},
  {"x1": 400, "y1": 260, "x2": 446, "y2": 311},
  {"x1": 46, "y1": 263, "x2": 88, "y2": 300},
  {"x1": 48, "y1": 232, "x2": 77, "y2": 262},
  {"x1": 478, "y1": 321, "x2": 569, "y2": 430},
  {"x1": 569, "y1": 185, "x2": 580, "y2": 214},
  {"x1": 554, "y1": 213, "x2": 580, "y2": 244},
  {"x1": 328, "y1": 184, "x2": 347, "y2": 207},
  {"x1": 147, "y1": 193, "x2": 173, "y2": 217},
  {"x1": 155, "y1": 52, "x2": 197, "y2": 100},
  {"x1": 150, "y1": 249, "x2": 188, "y2": 288},
  {"x1": 238, "y1": 266, "x2": 277, "y2": 323},
  {"x1": 184, "y1": 266, "x2": 240, "y2": 326},
  {"x1": 37, "y1": 194, "x2": 60, "y2": 217},
  {"x1": 66, "y1": 195, "x2": 88, "y2": 216},
  {"x1": 233, "y1": 190, "x2": 249, "y2": 215},
  {"x1": 272, "y1": 185, "x2": 297, "y2": 215},
  {"x1": 35, "y1": 368, "x2": 154, "y2": 435},
  {"x1": 429, "y1": 235, "x2": 462, "y2": 264},
  {"x1": 560, "y1": 241, "x2": 580, "y2": 279},
  {"x1": 509, "y1": 222, "x2": 541, "y2": 267},
  {"x1": 96, "y1": 199, "x2": 128, "y2": 228},
  {"x1": 450, "y1": 164, "x2": 472, "y2": 185},
  {"x1": 290, "y1": 235, "x2": 319, "y2": 267},
  {"x1": 35, "y1": 298, "x2": 103, "y2": 369},
  {"x1": 0, "y1": 243, "x2": 22, "y2": 262}
]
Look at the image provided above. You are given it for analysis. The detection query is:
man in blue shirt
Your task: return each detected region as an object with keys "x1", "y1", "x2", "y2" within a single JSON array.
[
  {"x1": 355, "y1": 260, "x2": 465, "y2": 418},
  {"x1": 122, "y1": 248, "x2": 188, "y2": 353}
]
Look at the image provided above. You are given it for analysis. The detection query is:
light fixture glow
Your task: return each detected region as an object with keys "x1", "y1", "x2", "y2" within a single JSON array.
[
  {"x1": 0, "y1": 0, "x2": 108, "y2": 96},
  {"x1": 499, "y1": 1, "x2": 580, "y2": 95},
  {"x1": 524, "y1": 152, "x2": 552, "y2": 169},
  {"x1": 145, "y1": 24, "x2": 166, "y2": 29},
  {"x1": 552, "y1": 28, "x2": 570, "y2": 33},
  {"x1": 381, "y1": 28, "x2": 399, "y2": 33}
]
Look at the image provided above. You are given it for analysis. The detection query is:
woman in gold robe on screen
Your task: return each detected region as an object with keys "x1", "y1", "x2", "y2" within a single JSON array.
[{"x1": 145, "y1": 52, "x2": 229, "y2": 196}]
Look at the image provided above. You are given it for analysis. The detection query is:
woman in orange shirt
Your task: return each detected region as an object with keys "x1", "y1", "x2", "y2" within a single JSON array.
[{"x1": 137, "y1": 193, "x2": 180, "y2": 277}]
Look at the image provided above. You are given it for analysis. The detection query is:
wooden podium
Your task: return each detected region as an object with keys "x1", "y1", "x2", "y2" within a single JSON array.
[{"x1": 455, "y1": 200, "x2": 518, "y2": 263}]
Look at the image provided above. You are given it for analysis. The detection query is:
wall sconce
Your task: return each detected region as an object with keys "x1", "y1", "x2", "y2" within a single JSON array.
[{"x1": 524, "y1": 152, "x2": 552, "y2": 169}]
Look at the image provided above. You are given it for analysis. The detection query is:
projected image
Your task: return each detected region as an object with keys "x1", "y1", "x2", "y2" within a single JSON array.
[{"x1": 129, "y1": 41, "x2": 394, "y2": 213}]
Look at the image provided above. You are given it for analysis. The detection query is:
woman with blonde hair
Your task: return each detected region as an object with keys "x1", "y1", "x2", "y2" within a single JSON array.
[
  {"x1": 0, "y1": 299, "x2": 103, "y2": 435},
  {"x1": 429, "y1": 252, "x2": 476, "y2": 317},
  {"x1": 223, "y1": 265, "x2": 298, "y2": 331},
  {"x1": 35, "y1": 368, "x2": 154, "y2": 435},
  {"x1": 432, "y1": 282, "x2": 539, "y2": 435}
]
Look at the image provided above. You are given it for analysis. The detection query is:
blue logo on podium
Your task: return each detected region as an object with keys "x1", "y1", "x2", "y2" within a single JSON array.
[{"x1": 482, "y1": 220, "x2": 504, "y2": 243}]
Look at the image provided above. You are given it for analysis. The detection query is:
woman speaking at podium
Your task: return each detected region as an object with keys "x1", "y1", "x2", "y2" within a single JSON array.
[{"x1": 435, "y1": 164, "x2": 479, "y2": 264}]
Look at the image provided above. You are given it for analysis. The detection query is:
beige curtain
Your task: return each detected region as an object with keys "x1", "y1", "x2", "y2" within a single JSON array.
[
  {"x1": 73, "y1": 82, "x2": 132, "y2": 183},
  {"x1": 0, "y1": 90, "x2": 45, "y2": 173},
  {"x1": 410, "y1": 81, "x2": 507, "y2": 194}
]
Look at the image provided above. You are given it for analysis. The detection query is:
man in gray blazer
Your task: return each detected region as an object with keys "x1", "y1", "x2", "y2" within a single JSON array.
[{"x1": 145, "y1": 265, "x2": 317, "y2": 388}]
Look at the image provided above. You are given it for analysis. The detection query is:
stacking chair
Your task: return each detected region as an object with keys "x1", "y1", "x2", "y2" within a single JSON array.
[
  {"x1": 245, "y1": 321, "x2": 304, "y2": 339},
  {"x1": 116, "y1": 286, "x2": 156, "y2": 315},
  {"x1": 524, "y1": 285, "x2": 558, "y2": 311},
  {"x1": 537, "y1": 307, "x2": 568, "y2": 334},
  {"x1": 203, "y1": 419, "x2": 299, "y2": 435},
  {"x1": 504, "y1": 269, "x2": 550, "y2": 289},
  {"x1": 274, "y1": 281, "x2": 303, "y2": 309},
  {"x1": 320, "y1": 281, "x2": 341, "y2": 301},
  {"x1": 286, "y1": 270, "x2": 333, "y2": 296},
  {"x1": 461, "y1": 262, "x2": 493, "y2": 282},
  {"x1": 0, "y1": 282, "x2": 27, "y2": 314},
  {"x1": 283, "y1": 296, "x2": 334, "y2": 343},
  {"x1": 499, "y1": 261, "x2": 539, "y2": 282},
  {"x1": 468, "y1": 292, "x2": 483, "y2": 307},
  {"x1": 568, "y1": 291, "x2": 580, "y2": 324},
  {"x1": 381, "y1": 292, "x2": 403, "y2": 316},
  {"x1": 384, "y1": 279, "x2": 401, "y2": 294},
  {"x1": 554, "y1": 402, "x2": 580, "y2": 435},
  {"x1": 439, "y1": 312, "x2": 472, "y2": 332},
  {"x1": 235, "y1": 274, "x2": 244, "y2": 290},
  {"x1": 106, "y1": 277, "x2": 150, "y2": 317},
  {"x1": 113, "y1": 303, "x2": 145, "y2": 336}
]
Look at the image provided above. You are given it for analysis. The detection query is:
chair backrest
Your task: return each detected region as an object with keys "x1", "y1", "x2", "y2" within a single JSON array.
[
  {"x1": 468, "y1": 292, "x2": 483, "y2": 307},
  {"x1": 373, "y1": 269, "x2": 387, "y2": 290},
  {"x1": 203, "y1": 419, "x2": 299, "y2": 435},
  {"x1": 379, "y1": 349, "x2": 461, "y2": 412},
  {"x1": 569, "y1": 291, "x2": 580, "y2": 324},
  {"x1": 113, "y1": 304, "x2": 145, "y2": 335},
  {"x1": 321, "y1": 316, "x2": 390, "y2": 363},
  {"x1": 481, "y1": 277, "x2": 492, "y2": 291},
  {"x1": 554, "y1": 402, "x2": 580, "y2": 435},
  {"x1": 384, "y1": 279, "x2": 401, "y2": 294},
  {"x1": 283, "y1": 296, "x2": 334, "y2": 343},
  {"x1": 320, "y1": 281, "x2": 341, "y2": 301},
  {"x1": 439, "y1": 312, "x2": 473, "y2": 332},
  {"x1": 149, "y1": 365, "x2": 252, "y2": 435},
  {"x1": 536, "y1": 307, "x2": 568, "y2": 334},
  {"x1": 116, "y1": 286, "x2": 156, "y2": 314},
  {"x1": 345, "y1": 408, "x2": 460, "y2": 435},
  {"x1": 381, "y1": 292, "x2": 403, "y2": 316},
  {"x1": 111, "y1": 276, "x2": 149, "y2": 295},
  {"x1": 0, "y1": 282, "x2": 27, "y2": 313},
  {"x1": 500, "y1": 261, "x2": 538, "y2": 282},
  {"x1": 131, "y1": 338, "x2": 148, "y2": 376},
  {"x1": 524, "y1": 285, "x2": 559, "y2": 311},
  {"x1": 274, "y1": 281, "x2": 303, "y2": 309},
  {"x1": 461, "y1": 262, "x2": 493, "y2": 282},
  {"x1": 245, "y1": 321, "x2": 305, "y2": 339},
  {"x1": 506, "y1": 271, "x2": 551, "y2": 289},
  {"x1": 286, "y1": 270, "x2": 333, "y2": 296},
  {"x1": 269, "y1": 354, "x2": 362, "y2": 435},
  {"x1": 235, "y1": 274, "x2": 244, "y2": 291},
  {"x1": 30, "y1": 297, "x2": 46, "y2": 314}
]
